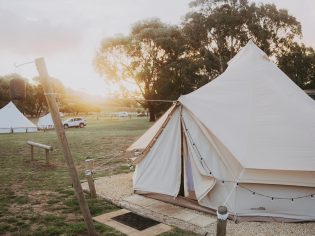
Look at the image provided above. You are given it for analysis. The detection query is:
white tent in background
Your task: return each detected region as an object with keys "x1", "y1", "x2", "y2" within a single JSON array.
[
  {"x1": 37, "y1": 113, "x2": 54, "y2": 129},
  {"x1": 128, "y1": 41, "x2": 315, "y2": 222},
  {"x1": 0, "y1": 102, "x2": 37, "y2": 133}
]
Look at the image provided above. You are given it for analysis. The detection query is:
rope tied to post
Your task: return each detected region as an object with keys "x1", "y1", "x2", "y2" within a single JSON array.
[
  {"x1": 216, "y1": 205, "x2": 228, "y2": 236},
  {"x1": 85, "y1": 170, "x2": 93, "y2": 176},
  {"x1": 216, "y1": 209, "x2": 229, "y2": 220}
]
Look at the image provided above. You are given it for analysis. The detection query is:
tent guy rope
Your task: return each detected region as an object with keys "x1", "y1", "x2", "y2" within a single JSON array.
[
  {"x1": 180, "y1": 113, "x2": 315, "y2": 202},
  {"x1": 14, "y1": 60, "x2": 35, "y2": 68}
]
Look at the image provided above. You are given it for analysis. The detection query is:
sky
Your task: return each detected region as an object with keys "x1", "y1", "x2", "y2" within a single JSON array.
[{"x1": 0, "y1": 0, "x2": 314, "y2": 97}]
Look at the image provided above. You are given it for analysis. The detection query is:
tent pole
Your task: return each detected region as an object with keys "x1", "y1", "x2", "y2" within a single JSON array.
[
  {"x1": 35, "y1": 58, "x2": 97, "y2": 236},
  {"x1": 179, "y1": 105, "x2": 185, "y2": 196}
]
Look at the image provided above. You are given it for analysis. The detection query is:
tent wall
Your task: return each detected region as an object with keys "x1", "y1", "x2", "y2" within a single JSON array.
[
  {"x1": 37, "y1": 113, "x2": 54, "y2": 129},
  {"x1": 181, "y1": 107, "x2": 243, "y2": 179},
  {"x1": 133, "y1": 108, "x2": 182, "y2": 197},
  {"x1": 234, "y1": 183, "x2": 315, "y2": 221},
  {"x1": 0, "y1": 128, "x2": 11, "y2": 134},
  {"x1": 0, "y1": 127, "x2": 38, "y2": 133},
  {"x1": 181, "y1": 107, "x2": 240, "y2": 211},
  {"x1": 240, "y1": 169, "x2": 315, "y2": 187},
  {"x1": 133, "y1": 105, "x2": 315, "y2": 221},
  {"x1": 13, "y1": 127, "x2": 38, "y2": 133},
  {"x1": 127, "y1": 104, "x2": 176, "y2": 151},
  {"x1": 184, "y1": 106, "x2": 315, "y2": 187},
  {"x1": 181, "y1": 107, "x2": 315, "y2": 220}
]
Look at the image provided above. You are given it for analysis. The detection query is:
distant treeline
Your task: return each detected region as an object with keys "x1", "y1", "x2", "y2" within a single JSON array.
[{"x1": 0, "y1": 74, "x2": 141, "y2": 117}]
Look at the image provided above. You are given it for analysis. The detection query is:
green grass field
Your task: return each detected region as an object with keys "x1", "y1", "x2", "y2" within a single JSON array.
[{"x1": 0, "y1": 117, "x2": 195, "y2": 236}]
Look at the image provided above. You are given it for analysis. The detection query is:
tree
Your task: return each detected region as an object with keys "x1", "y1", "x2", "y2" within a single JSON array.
[
  {"x1": 278, "y1": 43, "x2": 315, "y2": 89},
  {"x1": 61, "y1": 102, "x2": 101, "y2": 115},
  {"x1": 0, "y1": 75, "x2": 11, "y2": 108},
  {"x1": 183, "y1": 0, "x2": 302, "y2": 81},
  {"x1": 94, "y1": 18, "x2": 195, "y2": 121},
  {"x1": 21, "y1": 84, "x2": 48, "y2": 117},
  {"x1": 94, "y1": 1, "x2": 313, "y2": 119},
  {"x1": 0, "y1": 74, "x2": 49, "y2": 117}
]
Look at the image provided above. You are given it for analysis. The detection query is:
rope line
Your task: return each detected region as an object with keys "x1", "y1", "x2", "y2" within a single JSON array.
[
  {"x1": 14, "y1": 61, "x2": 35, "y2": 68},
  {"x1": 134, "y1": 99, "x2": 176, "y2": 103},
  {"x1": 181, "y1": 114, "x2": 213, "y2": 175},
  {"x1": 180, "y1": 114, "x2": 315, "y2": 202}
]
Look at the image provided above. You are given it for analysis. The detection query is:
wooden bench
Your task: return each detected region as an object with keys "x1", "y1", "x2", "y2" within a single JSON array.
[{"x1": 27, "y1": 141, "x2": 53, "y2": 164}]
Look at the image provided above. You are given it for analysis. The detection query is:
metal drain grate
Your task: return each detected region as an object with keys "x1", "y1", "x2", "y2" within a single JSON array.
[{"x1": 111, "y1": 212, "x2": 160, "y2": 231}]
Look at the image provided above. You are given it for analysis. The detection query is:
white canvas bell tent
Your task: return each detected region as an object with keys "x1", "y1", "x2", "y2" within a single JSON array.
[
  {"x1": 0, "y1": 101, "x2": 38, "y2": 133},
  {"x1": 128, "y1": 41, "x2": 315, "y2": 222},
  {"x1": 37, "y1": 113, "x2": 54, "y2": 129}
]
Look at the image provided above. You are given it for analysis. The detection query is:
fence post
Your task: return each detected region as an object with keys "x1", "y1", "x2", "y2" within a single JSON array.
[
  {"x1": 85, "y1": 170, "x2": 97, "y2": 198},
  {"x1": 216, "y1": 206, "x2": 228, "y2": 236},
  {"x1": 45, "y1": 149, "x2": 50, "y2": 164},
  {"x1": 31, "y1": 146, "x2": 34, "y2": 161}
]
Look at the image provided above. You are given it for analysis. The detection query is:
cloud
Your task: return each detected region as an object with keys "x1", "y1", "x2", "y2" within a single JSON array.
[
  {"x1": 0, "y1": 0, "x2": 192, "y2": 57},
  {"x1": 1, "y1": 0, "x2": 313, "y2": 97},
  {"x1": 0, "y1": 8, "x2": 83, "y2": 55}
]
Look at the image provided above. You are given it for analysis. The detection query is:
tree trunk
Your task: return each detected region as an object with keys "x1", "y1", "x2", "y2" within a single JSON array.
[{"x1": 148, "y1": 103, "x2": 156, "y2": 122}]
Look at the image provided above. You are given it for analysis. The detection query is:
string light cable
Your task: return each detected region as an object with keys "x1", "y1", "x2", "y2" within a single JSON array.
[
  {"x1": 180, "y1": 113, "x2": 315, "y2": 202},
  {"x1": 181, "y1": 114, "x2": 213, "y2": 176}
]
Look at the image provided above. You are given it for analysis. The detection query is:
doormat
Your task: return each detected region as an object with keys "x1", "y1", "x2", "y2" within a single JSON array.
[
  {"x1": 93, "y1": 209, "x2": 173, "y2": 236},
  {"x1": 111, "y1": 212, "x2": 160, "y2": 231}
]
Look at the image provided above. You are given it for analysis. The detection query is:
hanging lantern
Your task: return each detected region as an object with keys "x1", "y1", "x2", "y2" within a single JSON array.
[{"x1": 10, "y1": 78, "x2": 26, "y2": 100}]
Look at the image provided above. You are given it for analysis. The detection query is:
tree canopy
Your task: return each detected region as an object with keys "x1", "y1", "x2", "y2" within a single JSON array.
[
  {"x1": 183, "y1": 0, "x2": 302, "y2": 78},
  {"x1": 94, "y1": 19, "x2": 195, "y2": 121},
  {"x1": 0, "y1": 74, "x2": 104, "y2": 117},
  {"x1": 0, "y1": 74, "x2": 48, "y2": 117},
  {"x1": 94, "y1": 0, "x2": 313, "y2": 121},
  {"x1": 278, "y1": 43, "x2": 315, "y2": 89}
]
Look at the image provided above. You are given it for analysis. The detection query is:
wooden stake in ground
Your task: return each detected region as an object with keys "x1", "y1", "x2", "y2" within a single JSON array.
[
  {"x1": 85, "y1": 170, "x2": 97, "y2": 198},
  {"x1": 35, "y1": 58, "x2": 97, "y2": 236},
  {"x1": 216, "y1": 206, "x2": 228, "y2": 236}
]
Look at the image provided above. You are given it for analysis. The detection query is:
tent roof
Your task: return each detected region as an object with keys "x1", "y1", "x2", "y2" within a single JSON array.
[
  {"x1": 127, "y1": 104, "x2": 176, "y2": 151},
  {"x1": 0, "y1": 101, "x2": 37, "y2": 129},
  {"x1": 37, "y1": 113, "x2": 54, "y2": 127},
  {"x1": 179, "y1": 40, "x2": 315, "y2": 171}
]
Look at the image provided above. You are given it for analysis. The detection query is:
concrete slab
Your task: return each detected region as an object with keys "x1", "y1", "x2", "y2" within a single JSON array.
[
  {"x1": 83, "y1": 173, "x2": 315, "y2": 236},
  {"x1": 173, "y1": 209, "x2": 201, "y2": 222},
  {"x1": 124, "y1": 194, "x2": 158, "y2": 207},
  {"x1": 189, "y1": 214, "x2": 216, "y2": 227},
  {"x1": 83, "y1": 173, "x2": 216, "y2": 235}
]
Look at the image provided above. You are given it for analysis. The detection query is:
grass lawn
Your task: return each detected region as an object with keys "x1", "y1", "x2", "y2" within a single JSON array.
[{"x1": 0, "y1": 117, "x2": 195, "y2": 236}]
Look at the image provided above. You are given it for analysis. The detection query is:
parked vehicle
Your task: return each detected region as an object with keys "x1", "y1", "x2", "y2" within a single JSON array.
[
  {"x1": 136, "y1": 112, "x2": 147, "y2": 117},
  {"x1": 63, "y1": 117, "x2": 87, "y2": 128},
  {"x1": 117, "y1": 111, "x2": 129, "y2": 117}
]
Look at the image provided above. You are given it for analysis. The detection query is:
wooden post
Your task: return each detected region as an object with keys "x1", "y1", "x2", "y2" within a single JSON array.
[
  {"x1": 31, "y1": 146, "x2": 34, "y2": 161},
  {"x1": 35, "y1": 58, "x2": 97, "y2": 236},
  {"x1": 45, "y1": 149, "x2": 50, "y2": 164},
  {"x1": 216, "y1": 206, "x2": 228, "y2": 236},
  {"x1": 85, "y1": 170, "x2": 97, "y2": 198}
]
